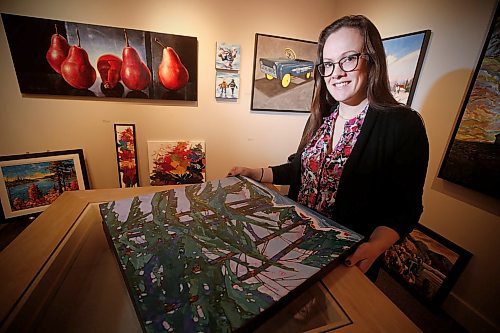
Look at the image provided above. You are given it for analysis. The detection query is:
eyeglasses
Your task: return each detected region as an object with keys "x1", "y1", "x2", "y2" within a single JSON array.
[{"x1": 317, "y1": 53, "x2": 368, "y2": 77}]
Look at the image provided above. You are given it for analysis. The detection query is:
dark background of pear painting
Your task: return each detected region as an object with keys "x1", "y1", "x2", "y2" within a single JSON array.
[{"x1": 1, "y1": 13, "x2": 198, "y2": 101}]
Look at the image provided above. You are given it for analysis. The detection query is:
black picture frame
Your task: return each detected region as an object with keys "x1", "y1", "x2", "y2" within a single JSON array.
[
  {"x1": 250, "y1": 33, "x2": 317, "y2": 113},
  {"x1": 438, "y1": 7, "x2": 499, "y2": 198},
  {"x1": 0, "y1": 149, "x2": 89, "y2": 223},
  {"x1": 382, "y1": 29, "x2": 431, "y2": 106},
  {"x1": 383, "y1": 224, "x2": 472, "y2": 308}
]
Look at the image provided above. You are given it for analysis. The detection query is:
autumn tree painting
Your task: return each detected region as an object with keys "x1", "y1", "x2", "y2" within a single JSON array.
[
  {"x1": 100, "y1": 177, "x2": 362, "y2": 332},
  {"x1": 148, "y1": 141, "x2": 206, "y2": 186}
]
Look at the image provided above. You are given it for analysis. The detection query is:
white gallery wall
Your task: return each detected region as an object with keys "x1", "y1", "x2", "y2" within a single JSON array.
[{"x1": 0, "y1": 0, "x2": 498, "y2": 331}]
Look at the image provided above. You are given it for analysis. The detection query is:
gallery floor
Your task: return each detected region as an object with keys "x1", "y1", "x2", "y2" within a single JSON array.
[{"x1": 0, "y1": 221, "x2": 467, "y2": 332}]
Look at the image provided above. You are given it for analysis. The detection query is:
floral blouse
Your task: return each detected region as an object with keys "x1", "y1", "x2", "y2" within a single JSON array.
[{"x1": 297, "y1": 105, "x2": 368, "y2": 217}]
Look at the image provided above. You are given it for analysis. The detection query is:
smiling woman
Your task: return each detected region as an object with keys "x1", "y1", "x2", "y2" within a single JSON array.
[{"x1": 229, "y1": 15, "x2": 429, "y2": 282}]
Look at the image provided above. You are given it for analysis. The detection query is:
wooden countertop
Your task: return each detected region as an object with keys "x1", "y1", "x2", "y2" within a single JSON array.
[{"x1": 0, "y1": 185, "x2": 421, "y2": 332}]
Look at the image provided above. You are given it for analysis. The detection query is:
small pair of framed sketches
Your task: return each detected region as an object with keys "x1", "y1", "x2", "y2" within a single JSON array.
[
  {"x1": 438, "y1": 8, "x2": 499, "y2": 199},
  {"x1": 250, "y1": 30, "x2": 430, "y2": 112},
  {"x1": 215, "y1": 42, "x2": 241, "y2": 100},
  {"x1": 0, "y1": 149, "x2": 89, "y2": 223},
  {"x1": 383, "y1": 224, "x2": 471, "y2": 308}
]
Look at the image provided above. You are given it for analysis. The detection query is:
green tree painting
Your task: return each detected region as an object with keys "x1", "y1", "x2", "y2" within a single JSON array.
[{"x1": 100, "y1": 177, "x2": 362, "y2": 332}]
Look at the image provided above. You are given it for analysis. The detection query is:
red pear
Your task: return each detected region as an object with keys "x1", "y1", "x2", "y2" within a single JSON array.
[
  {"x1": 121, "y1": 29, "x2": 151, "y2": 91},
  {"x1": 155, "y1": 38, "x2": 189, "y2": 91},
  {"x1": 97, "y1": 54, "x2": 122, "y2": 89},
  {"x1": 46, "y1": 24, "x2": 70, "y2": 74},
  {"x1": 60, "y1": 29, "x2": 96, "y2": 89}
]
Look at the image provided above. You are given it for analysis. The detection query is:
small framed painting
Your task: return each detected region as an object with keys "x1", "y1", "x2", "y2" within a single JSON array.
[
  {"x1": 216, "y1": 71, "x2": 239, "y2": 99},
  {"x1": 147, "y1": 140, "x2": 206, "y2": 185},
  {"x1": 216, "y1": 42, "x2": 241, "y2": 70},
  {"x1": 383, "y1": 224, "x2": 471, "y2": 308},
  {"x1": 0, "y1": 149, "x2": 89, "y2": 222},
  {"x1": 114, "y1": 124, "x2": 139, "y2": 188},
  {"x1": 382, "y1": 30, "x2": 431, "y2": 106},
  {"x1": 251, "y1": 33, "x2": 317, "y2": 113}
]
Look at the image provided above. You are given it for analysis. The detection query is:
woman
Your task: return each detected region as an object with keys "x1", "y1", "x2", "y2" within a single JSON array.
[{"x1": 228, "y1": 15, "x2": 428, "y2": 281}]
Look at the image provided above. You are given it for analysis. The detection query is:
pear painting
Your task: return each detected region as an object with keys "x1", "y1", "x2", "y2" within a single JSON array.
[
  {"x1": 60, "y1": 28, "x2": 96, "y2": 89},
  {"x1": 97, "y1": 54, "x2": 122, "y2": 89},
  {"x1": 46, "y1": 24, "x2": 70, "y2": 74},
  {"x1": 155, "y1": 38, "x2": 189, "y2": 91},
  {"x1": 121, "y1": 29, "x2": 152, "y2": 91},
  {"x1": 2, "y1": 13, "x2": 197, "y2": 100}
]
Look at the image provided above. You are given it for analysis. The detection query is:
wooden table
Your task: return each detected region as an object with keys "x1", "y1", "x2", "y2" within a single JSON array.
[{"x1": 0, "y1": 186, "x2": 421, "y2": 332}]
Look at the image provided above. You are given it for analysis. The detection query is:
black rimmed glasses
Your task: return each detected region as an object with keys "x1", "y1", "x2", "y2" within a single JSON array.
[{"x1": 317, "y1": 53, "x2": 368, "y2": 77}]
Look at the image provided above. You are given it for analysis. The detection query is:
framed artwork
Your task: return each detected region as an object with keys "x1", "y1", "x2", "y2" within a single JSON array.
[
  {"x1": 1, "y1": 13, "x2": 197, "y2": 101},
  {"x1": 99, "y1": 176, "x2": 363, "y2": 332},
  {"x1": 0, "y1": 149, "x2": 89, "y2": 222},
  {"x1": 251, "y1": 33, "x2": 317, "y2": 113},
  {"x1": 114, "y1": 124, "x2": 139, "y2": 188},
  {"x1": 383, "y1": 224, "x2": 472, "y2": 308},
  {"x1": 147, "y1": 140, "x2": 206, "y2": 185},
  {"x1": 438, "y1": 9, "x2": 499, "y2": 198},
  {"x1": 382, "y1": 30, "x2": 431, "y2": 106},
  {"x1": 216, "y1": 71, "x2": 239, "y2": 99},
  {"x1": 216, "y1": 42, "x2": 241, "y2": 70}
]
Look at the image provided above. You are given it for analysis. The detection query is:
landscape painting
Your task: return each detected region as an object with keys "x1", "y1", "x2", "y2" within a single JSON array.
[
  {"x1": 1, "y1": 13, "x2": 197, "y2": 101},
  {"x1": 383, "y1": 224, "x2": 471, "y2": 307},
  {"x1": 0, "y1": 149, "x2": 89, "y2": 221},
  {"x1": 382, "y1": 30, "x2": 430, "y2": 106},
  {"x1": 148, "y1": 140, "x2": 206, "y2": 185},
  {"x1": 115, "y1": 124, "x2": 139, "y2": 188},
  {"x1": 251, "y1": 34, "x2": 317, "y2": 112},
  {"x1": 99, "y1": 176, "x2": 363, "y2": 332},
  {"x1": 439, "y1": 10, "x2": 499, "y2": 198}
]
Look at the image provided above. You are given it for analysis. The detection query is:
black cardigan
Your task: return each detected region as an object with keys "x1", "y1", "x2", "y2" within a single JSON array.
[{"x1": 272, "y1": 106, "x2": 429, "y2": 239}]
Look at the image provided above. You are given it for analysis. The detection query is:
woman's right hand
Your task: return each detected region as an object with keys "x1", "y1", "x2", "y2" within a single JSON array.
[
  {"x1": 227, "y1": 167, "x2": 271, "y2": 183},
  {"x1": 227, "y1": 166, "x2": 254, "y2": 178}
]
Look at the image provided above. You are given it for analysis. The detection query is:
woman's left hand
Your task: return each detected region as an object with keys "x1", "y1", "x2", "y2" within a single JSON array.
[{"x1": 344, "y1": 226, "x2": 400, "y2": 273}]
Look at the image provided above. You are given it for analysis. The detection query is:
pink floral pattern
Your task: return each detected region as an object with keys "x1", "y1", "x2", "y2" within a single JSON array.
[{"x1": 297, "y1": 105, "x2": 368, "y2": 217}]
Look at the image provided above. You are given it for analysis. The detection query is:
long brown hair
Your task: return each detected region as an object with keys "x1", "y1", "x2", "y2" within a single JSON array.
[{"x1": 298, "y1": 15, "x2": 404, "y2": 151}]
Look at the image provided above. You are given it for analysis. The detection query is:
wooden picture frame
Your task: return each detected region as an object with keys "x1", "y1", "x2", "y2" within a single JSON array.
[
  {"x1": 114, "y1": 124, "x2": 139, "y2": 188},
  {"x1": 251, "y1": 33, "x2": 317, "y2": 113},
  {"x1": 0, "y1": 149, "x2": 89, "y2": 223},
  {"x1": 383, "y1": 224, "x2": 472, "y2": 308},
  {"x1": 438, "y1": 8, "x2": 499, "y2": 198},
  {"x1": 382, "y1": 30, "x2": 431, "y2": 106}
]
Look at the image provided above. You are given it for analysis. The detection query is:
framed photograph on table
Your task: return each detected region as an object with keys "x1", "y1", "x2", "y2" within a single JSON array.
[
  {"x1": 383, "y1": 224, "x2": 471, "y2": 308},
  {"x1": 382, "y1": 30, "x2": 431, "y2": 106},
  {"x1": 0, "y1": 149, "x2": 89, "y2": 223},
  {"x1": 251, "y1": 33, "x2": 317, "y2": 113}
]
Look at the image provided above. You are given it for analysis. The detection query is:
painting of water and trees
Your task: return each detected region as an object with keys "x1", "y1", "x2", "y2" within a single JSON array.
[
  {"x1": 0, "y1": 149, "x2": 88, "y2": 221},
  {"x1": 100, "y1": 177, "x2": 363, "y2": 332}
]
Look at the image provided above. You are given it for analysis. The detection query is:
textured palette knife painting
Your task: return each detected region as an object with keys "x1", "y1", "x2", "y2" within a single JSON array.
[
  {"x1": 100, "y1": 177, "x2": 363, "y2": 332},
  {"x1": 148, "y1": 141, "x2": 206, "y2": 185}
]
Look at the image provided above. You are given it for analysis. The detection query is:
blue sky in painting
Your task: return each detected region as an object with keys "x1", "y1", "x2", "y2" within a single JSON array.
[
  {"x1": 2, "y1": 162, "x2": 51, "y2": 179},
  {"x1": 383, "y1": 33, "x2": 425, "y2": 58}
]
